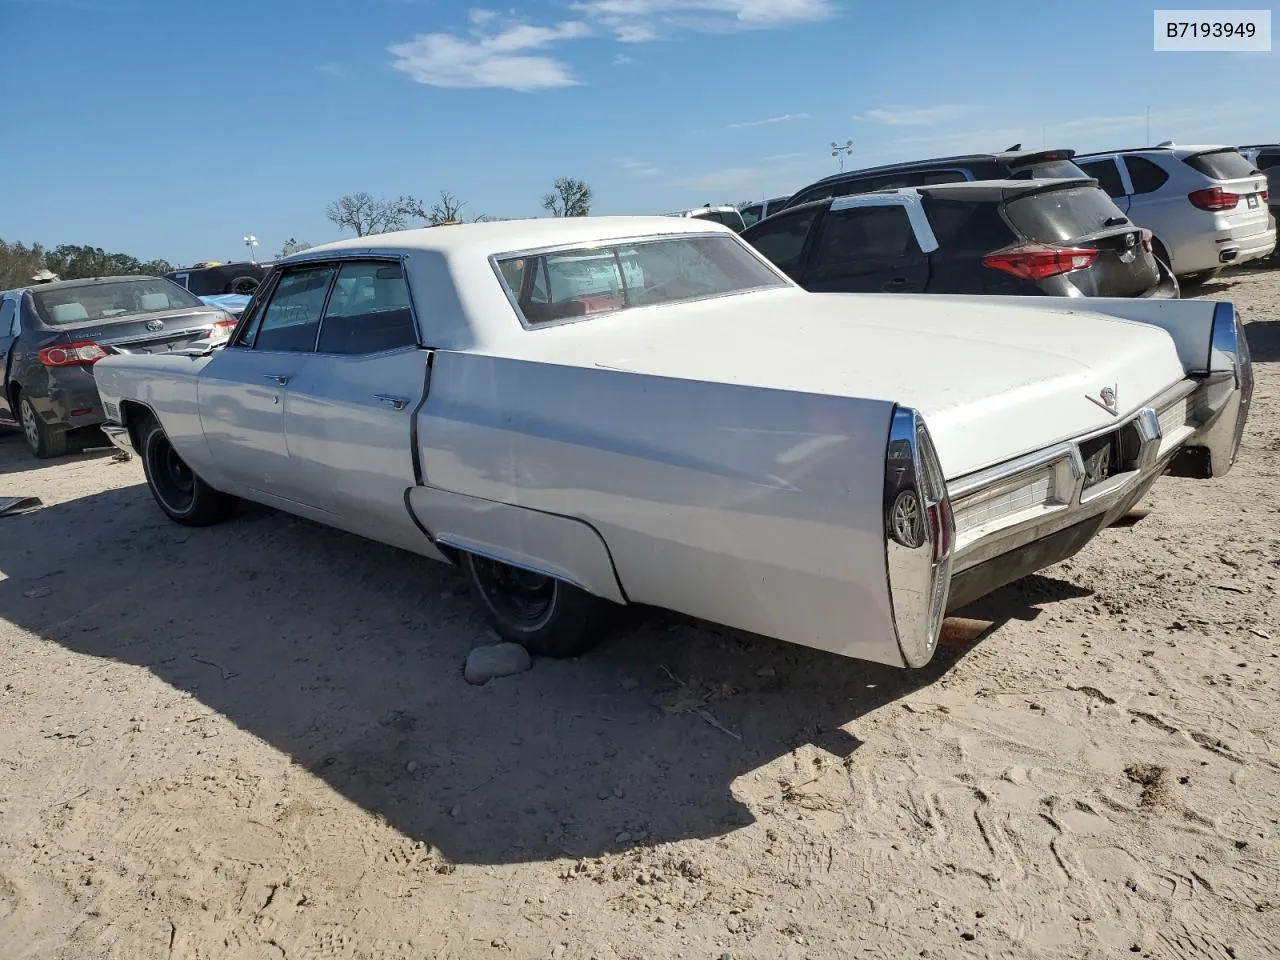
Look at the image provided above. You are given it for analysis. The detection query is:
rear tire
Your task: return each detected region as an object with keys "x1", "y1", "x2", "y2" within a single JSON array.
[
  {"x1": 139, "y1": 419, "x2": 237, "y2": 526},
  {"x1": 18, "y1": 392, "x2": 67, "y2": 459},
  {"x1": 228, "y1": 275, "x2": 259, "y2": 295},
  {"x1": 1180, "y1": 269, "x2": 1221, "y2": 289},
  {"x1": 462, "y1": 552, "x2": 617, "y2": 657}
]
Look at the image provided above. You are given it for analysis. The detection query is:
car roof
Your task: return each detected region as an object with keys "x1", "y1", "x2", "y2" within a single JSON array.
[
  {"x1": 796, "y1": 148, "x2": 1076, "y2": 190},
  {"x1": 13, "y1": 275, "x2": 161, "y2": 294},
  {"x1": 293, "y1": 216, "x2": 735, "y2": 262},
  {"x1": 1076, "y1": 143, "x2": 1240, "y2": 159},
  {"x1": 759, "y1": 179, "x2": 1097, "y2": 221}
]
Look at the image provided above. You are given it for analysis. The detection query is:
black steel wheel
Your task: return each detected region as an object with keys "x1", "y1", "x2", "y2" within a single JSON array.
[{"x1": 139, "y1": 419, "x2": 237, "y2": 526}]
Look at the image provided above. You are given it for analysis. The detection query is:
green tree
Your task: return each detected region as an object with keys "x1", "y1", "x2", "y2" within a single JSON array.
[
  {"x1": 541, "y1": 177, "x2": 592, "y2": 217},
  {"x1": 0, "y1": 239, "x2": 48, "y2": 290},
  {"x1": 43, "y1": 244, "x2": 171, "y2": 280}
]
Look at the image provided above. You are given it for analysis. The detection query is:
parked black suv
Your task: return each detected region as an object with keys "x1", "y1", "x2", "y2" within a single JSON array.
[
  {"x1": 741, "y1": 179, "x2": 1177, "y2": 299},
  {"x1": 779, "y1": 148, "x2": 1087, "y2": 212},
  {"x1": 165, "y1": 260, "x2": 268, "y2": 297}
]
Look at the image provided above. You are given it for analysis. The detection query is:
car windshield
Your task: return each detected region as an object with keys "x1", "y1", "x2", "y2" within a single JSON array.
[
  {"x1": 495, "y1": 234, "x2": 787, "y2": 325},
  {"x1": 31, "y1": 278, "x2": 206, "y2": 326},
  {"x1": 1004, "y1": 185, "x2": 1130, "y2": 243}
]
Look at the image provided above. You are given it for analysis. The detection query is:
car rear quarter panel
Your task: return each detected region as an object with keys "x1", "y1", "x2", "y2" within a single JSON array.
[
  {"x1": 94, "y1": 354, "x2": 216, "y2": 474},
  {"x1": 413, "y1": 351, "x2": 905, "y2": 664}
]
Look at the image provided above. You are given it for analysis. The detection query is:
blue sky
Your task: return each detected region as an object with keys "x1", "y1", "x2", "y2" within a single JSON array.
[{"x1": 0, "y1": 0, "x2": 1273, "y2": 266}]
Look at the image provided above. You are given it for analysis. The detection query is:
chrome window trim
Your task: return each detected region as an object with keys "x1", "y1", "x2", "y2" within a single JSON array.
[{"x1": 487, "y1": 231, "x2": 794, "y2": 332}]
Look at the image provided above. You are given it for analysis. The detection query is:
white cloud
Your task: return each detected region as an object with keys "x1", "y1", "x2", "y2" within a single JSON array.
[
  {"x1": 617, "y1": 156, "x2": 660, "y2": 176},
  {"x1": 390, "y1": 2, "x2": 832, "y2": 91},
  {"x1": 727, "y1": 112, "x2": 812, "y2": 129},
  {"x1": 852, "y1": 105, "x2": 967, "y2": 126},
  {"x1": 389, "y1": 16, "x2": 591, "y2": 91}
]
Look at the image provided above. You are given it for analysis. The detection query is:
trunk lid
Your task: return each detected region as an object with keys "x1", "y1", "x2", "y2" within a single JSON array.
[
  {"x1": 59, "y1": 308, "x2": 229, "y2": 356},
  {"x1": 1001, "y1": 183, "x2": 1161, "y2": 297},
  {"x1": 523, "y1": 288, "x2": 1187, "y2": 478},
  {"x1": 1184, "y1": 148, "x2": 1270, "y2": 231}
]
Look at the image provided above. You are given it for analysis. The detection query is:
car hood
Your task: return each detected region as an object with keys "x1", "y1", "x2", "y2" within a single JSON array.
[{"x1": 525, "y1": 289, "x2": 1187, "y2": 478}]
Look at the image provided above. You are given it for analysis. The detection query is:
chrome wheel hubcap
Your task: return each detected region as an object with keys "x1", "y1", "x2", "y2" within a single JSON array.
[{"x1": 20, "y1": 399, "x2": 40, "y2": 451}]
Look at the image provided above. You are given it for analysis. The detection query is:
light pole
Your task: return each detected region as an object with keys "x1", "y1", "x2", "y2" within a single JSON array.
[
  {"x1": 831, "y1": 140, "x2": 853, "y2": 172},
  {"x1": 243, "y1": 235, "x2": 258, "y2": 263}
]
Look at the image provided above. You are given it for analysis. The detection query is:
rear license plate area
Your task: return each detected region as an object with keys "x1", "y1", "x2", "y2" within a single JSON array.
[{"x1": 1248, "y1": 194, "x2": 1260, "y2": 208}]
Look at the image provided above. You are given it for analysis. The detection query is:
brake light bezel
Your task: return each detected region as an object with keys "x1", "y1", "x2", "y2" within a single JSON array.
[
  {"x1": 38, "y1": 341, "x2": 109, "y2": 367},
  {"x1": 982, "y1": 242, "x2": 1099, "y2": 282},
  {"x1": 1188, "y1": 187, "x2": 1241, "y2": 212}
]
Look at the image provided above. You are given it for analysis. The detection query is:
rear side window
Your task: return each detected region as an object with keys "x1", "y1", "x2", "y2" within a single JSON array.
[
  {"x1": 1076, "y1": 159, "x2": 1125, "y2": 198},
  {"x1": 248, "y1": 264, "x2": 337, "y2": 352},
  {"x1": 1004, "y1": 186, "x2": 1130, "y2": 243},
  {"x1": 902, "y1": 169, "x2": 968, "y2": 186},
  {"x1": 922, "y1": 199, "x2": 1015, "y2": 252},
  {"x1": 0, "y1": 300, "x2": 15, "y2": 337},
  {"x1": 811, "y1": 205, "x2": 922, "y2": 268},
  {"x1": 1123, "y1": 156, "x2": 1170, "y2": 194},
  {"x1": 740, "y1": 204, "x2": 764, "y2": 227},
  {"x1": 1184, "y1": 149, "x2": 1260, "y2": 180},
  {"x1": 743, "y1": 206, "x2": 821, "y2": 274},
  {"x1": 318, "y1": 260, "x2": 417, "y2": 355}
]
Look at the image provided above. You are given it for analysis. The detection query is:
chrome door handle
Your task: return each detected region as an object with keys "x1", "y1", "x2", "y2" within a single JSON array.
[
  {"x1": 374, "y1": 394, "x2": 409, "y2": 410},
  {"x1": 264, "y1": 374, "x2": 291, "y2": 385}
]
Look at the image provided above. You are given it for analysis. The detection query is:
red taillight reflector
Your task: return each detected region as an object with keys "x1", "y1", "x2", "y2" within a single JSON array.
[
  {"x1": 1188, "y1": 187, "x2": 1240, "y2": 211},
  {"x1": 1263, "y1": 189, "x2": 1271, "y2": 204},
  {"x1": 38, "y1": 341, "x2": 108, "y2": 367},
  {"x1": 70, "y1": 407, "x2": 93, "y2": 417},
  {"x1": 982, "y1": 243, "x2": 1098, "y2": 281}
]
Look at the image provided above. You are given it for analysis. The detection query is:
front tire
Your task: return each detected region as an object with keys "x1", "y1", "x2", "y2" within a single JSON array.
[
  {"x1": 462, "y1": 552, "x2": 616, "y2": 657},
  {"x1": 18, "y1": 392, "x2": 67, "y2": 459},
  {"x1": 139, "y1": 419, "x2": 237, "y2": 526}
]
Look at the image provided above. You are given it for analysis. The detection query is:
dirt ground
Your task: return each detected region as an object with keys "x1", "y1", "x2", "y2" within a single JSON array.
[{"x1": 1, "y1": 272, "x2": 1278, "y2": 960}]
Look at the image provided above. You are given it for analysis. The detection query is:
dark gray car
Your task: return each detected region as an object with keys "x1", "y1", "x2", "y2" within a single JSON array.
[{"x1": 0, "y1": 276, "x2": 236, "y2": 458}]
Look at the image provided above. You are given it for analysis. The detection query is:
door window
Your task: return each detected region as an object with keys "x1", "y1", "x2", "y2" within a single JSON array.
[
  {"x1": 811, "y1": 205, "x2": 921, "y2": 269},
  {"x1": 742, "y1": 207, "x2": 820, "y2": 274},
  {"x1": 0, "y1": 300, "x2": 15, "y2": 338},
  {"x1": 740, "y1": 204, "x2": 764, "y2": 227},
  {"x1": 1077, "y1": 158, "x2": 1125, "y2": 199},
  {"x1": 245, "y1": 264, "x2": 337, "y2": 353},
  {"x1": 317, "y1": 260, "x2": 418, "y2": 355},
  {"x1": 1123, "y1": 155, "x2": 1170, "y2": 194}
]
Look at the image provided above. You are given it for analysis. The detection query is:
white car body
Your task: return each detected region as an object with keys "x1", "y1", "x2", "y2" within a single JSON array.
[{"x1": 93, "y1": 216, "x2": 1253, "y2": 669}]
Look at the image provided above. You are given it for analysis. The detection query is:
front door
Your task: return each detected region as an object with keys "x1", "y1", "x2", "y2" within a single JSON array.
[
  {"x1": 198, "y1": 263, "x2": 337, "y2": 503},
  {"x1": 800, "y1": 196, "x2": 932, "y2": 293},
  {"x1": 281, "y1": 259, "x2": 429, "y2": 548}
]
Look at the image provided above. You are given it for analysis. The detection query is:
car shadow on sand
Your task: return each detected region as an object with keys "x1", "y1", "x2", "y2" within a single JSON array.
[
  {"x1": 0, "y1": 480, "x2": 1071, "y2": 867},
  {"x1": 0, "y1": 426, "x2": 119, "y2": 478}
]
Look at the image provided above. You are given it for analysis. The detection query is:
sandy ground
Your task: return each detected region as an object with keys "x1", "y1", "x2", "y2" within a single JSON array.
[{"x1": 1, "y1": 272, "x2": 1278, "y2": 960}]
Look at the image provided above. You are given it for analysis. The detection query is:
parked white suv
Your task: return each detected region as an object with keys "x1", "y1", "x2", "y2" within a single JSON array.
[{"x1": 1074, "y1": 143, "x2": 1274, "y2": 286}]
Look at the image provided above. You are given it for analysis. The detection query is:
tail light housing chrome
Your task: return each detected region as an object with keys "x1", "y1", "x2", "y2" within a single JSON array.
[
  {"x1": 1209, "y1": 302, "x2": 1254, "y2": 470},
  {"x1": 883, "y1": 406, "x2": 955, "y2": 668}
]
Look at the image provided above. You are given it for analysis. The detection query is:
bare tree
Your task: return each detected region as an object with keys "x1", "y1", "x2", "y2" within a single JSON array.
[
  {"x1": 325, "y1": 192, "x2": 426, "y2": 237},
  {"x1": 473, "y1": 214, "x2": 509, "y2": 223},
  {"x1": 541, "y1": 177, "x2": 592, "y2": 217},
  {"x1": 276, "y1": 238, "x2": 313, "y2": 259},
  {"x1": 428, "y1": 190, "x2": 466, "y2": 225}
]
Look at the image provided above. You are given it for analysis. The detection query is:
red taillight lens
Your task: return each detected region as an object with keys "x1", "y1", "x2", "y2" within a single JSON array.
[
  {"x1": 1188, "y1": 187, "x2": 1240, "y2": 211},
  {"x1": 38, "y1": 341, "x2": 108, "y2": 367},
  {"x1": 1262, "y1": 189, "x2": 1271, "y2": 204},
  {"x1": 982, "y1": 243, "x2": 1099, "y2": 281}
]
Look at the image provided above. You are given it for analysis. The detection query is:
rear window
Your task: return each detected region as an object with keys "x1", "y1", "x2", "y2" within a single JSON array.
[
  {"x1": 31, "y1": 278, "x2": 205, "y2": 326},
  {"x1": 1184, "y1": 149, "x2": 1260, "y2": 181},
  {"x1": 1003, "y1": 185, "x2": 1130, "y2": 244},
  {"x1": 1009, "y1": 158, "x2": 1089, "y2": 180}
]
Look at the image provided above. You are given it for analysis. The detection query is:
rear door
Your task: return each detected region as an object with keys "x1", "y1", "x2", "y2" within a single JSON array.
[
  {"x1": 798, "y1": 195, "x2": 933, "y2": 293},
  {"x1": 740, "y1": 205, "x2": 824, "y2": 279},
  {"x1": 1075, "y1": 156, "x2": 1130, "y2": 212},
  {"x1": 282, "y1": 258, "x2": 430, "y2": 549},
  {"x1": 0, "y1": 297, "x2": 16, "y2": 419},
  {"x1": 1001, "y1": 183, "x2": 1162, "y2": 297},
  {"x1": 197, "y1": 263, "x2": 335, "y2": 502}
]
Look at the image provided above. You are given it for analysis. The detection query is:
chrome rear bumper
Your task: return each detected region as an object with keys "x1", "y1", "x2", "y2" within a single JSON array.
[
  {"x1": 943, "y1": 303, "x2": 1252, "y2": 610},
  {"x1": 101, "y1": 422, "x2": 134, "y2": 456}
]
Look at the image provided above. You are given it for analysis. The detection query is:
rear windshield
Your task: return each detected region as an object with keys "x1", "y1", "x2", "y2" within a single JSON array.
[
  {"x1": 692, "y1": 209, "x2": 746, "y2": 230},
  {"x1": 495, "y1": 234, "x2": 787, "y2": 325},
  {"x1": 1004, "y1": 185, "x2": 1130, "y2": 243},
  {"x1": 1184, "y1": 149, "x2": 1260, "y2": 181},
  {"x1": 1009, "y1": 158, "x2": 1090, "y2": 180},
  {"x1": 32, "y1": 278, "x2": 206, "y2": 326}
]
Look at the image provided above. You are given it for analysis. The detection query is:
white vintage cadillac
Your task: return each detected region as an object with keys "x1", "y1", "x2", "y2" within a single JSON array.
[{"x1": 93, "y1": 217, "x2": 1253, "y2": 668}]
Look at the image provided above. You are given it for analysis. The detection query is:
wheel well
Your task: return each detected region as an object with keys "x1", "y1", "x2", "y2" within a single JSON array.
[
  {"x1": 8, "y1": 381, "x2": 20, "y2": 407},
  {"x1": 120, "y1": 400, "x2": 156, "y2": 453},
  {"x1": 1150, "y1": 236, "x2": 1171, "y2": 268}
]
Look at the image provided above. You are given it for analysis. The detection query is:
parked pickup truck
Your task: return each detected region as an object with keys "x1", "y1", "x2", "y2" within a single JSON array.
[{"x1": 92, "y1": 217, "x2": 1253, "y2": 670}]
